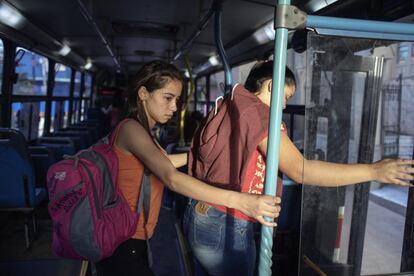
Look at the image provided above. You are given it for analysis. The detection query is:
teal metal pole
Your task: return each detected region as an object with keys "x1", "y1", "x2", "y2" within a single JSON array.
[
  {"x1": 307, "y1": 15, "x2": 414, "y2": 35},
  {"x1": 258, "y1": 1, "x2": 290, "y2": 275},
  {"x1": 214, "y1": 1, "x2": 233, "y2": 93}
]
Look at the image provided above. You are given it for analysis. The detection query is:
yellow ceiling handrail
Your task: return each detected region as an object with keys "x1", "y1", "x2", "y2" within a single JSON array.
[{"x1": 178, "y1": 54, "x2": 195, "y2": 147}]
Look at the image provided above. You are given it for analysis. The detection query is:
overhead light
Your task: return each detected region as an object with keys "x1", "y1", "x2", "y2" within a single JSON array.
[
  {"x1": 253, "y1": 21, "x2": 275, "y2": 45},
  {"x1": 58, "y1": 44, "x2": 71, "y2": 56},
  {"x1": 0, "y1": 1, "x2": 23, "y2": 28},
  {"x1": 208, "y1": 55, "x2": 220, "y2": 66},
  {"x1": 84, "y1": 59, "x2": 92, "y2": 70}
]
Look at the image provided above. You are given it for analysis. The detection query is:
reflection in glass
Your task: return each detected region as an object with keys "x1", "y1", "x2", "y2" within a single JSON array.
[
  {"x1": 51, "y1": 101, "x2": 69, "y2": 132},
  {"x1": 72, "y1": 100, "x2": 80, "y2": 124},
  {"x1": 73, "y1": 71, "x2": 82, "y2": 97},
  {"x1": 13, "y1": 48, "x2": 49, "y2": 96},
  {"x1": 0, "y1": 39, "x2": 4, "y2": 93},
  {"x1": 84, "y1": 73, "x2": 92, "y2": 97},
  {"x1": 11, "y1": 101, "x2": 45, "y2": 140},
  {"x1": 195, "y1": 77, "x2": 207, "y2": 115},
  {"x1": 210, "y1": 71, "x2": 224, "y2": 102},
  {"x1": 53, "y1": 63, "x2": 71, "y2": 96},
  {"x1": 231, "y1": 60, "x2": 255, "y2": 85},
  {"x1": 298, "y1": 33, "x2": 413, "y2": 276}
]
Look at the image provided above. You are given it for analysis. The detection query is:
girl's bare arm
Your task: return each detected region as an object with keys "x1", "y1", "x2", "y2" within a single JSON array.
[
  {"x1": 117, "y1": 120, "x2": 281, "y2": 226},
  {"x1": 258, "y1": 133, "x2": 414, "y2": 187}
]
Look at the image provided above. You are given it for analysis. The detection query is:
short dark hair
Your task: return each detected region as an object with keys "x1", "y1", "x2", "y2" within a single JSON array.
[{"x1": 244, "y1": 60, "x2": 295, "y2": 92}]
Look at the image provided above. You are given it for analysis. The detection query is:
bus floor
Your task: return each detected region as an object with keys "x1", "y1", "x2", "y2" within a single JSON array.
[
  {"x1": 0, "y1": 206, "x2": 185, "y2": 276},
  {"x1": 0, "y1": 197, "x2": 408, "y2": 276}
]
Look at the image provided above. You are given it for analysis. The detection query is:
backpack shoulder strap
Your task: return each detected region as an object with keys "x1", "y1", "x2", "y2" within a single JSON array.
[
  {"x1": 136, "y1": 167, "x2": 152, "y2": 267},
  {"x1": 136, "y1": 168, "x2": 151, "y2": 225}
]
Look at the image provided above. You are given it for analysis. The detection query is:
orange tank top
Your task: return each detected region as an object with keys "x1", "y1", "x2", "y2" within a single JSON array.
[{"x1": 114, "y1": 145, "x2": 164, "y2": 240}]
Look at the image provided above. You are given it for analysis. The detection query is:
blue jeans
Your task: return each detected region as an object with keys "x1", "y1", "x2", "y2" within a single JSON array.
[{"x1": 183, "y1": 200, "x2": 256, "y2": 276}]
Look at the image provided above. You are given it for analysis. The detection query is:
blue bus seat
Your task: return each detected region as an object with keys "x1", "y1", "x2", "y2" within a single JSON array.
[
  {"x1": 0, "y1": 128, "x2": 47, "y2": 248},
  {"x1": 54, "y1": 130, "x2": 93, "y2": 147},
  {"x1": 37, "y1": 137, "x2": 76, "y2": 160},
  {"x1": 47, "y1": 132, "x2": 85, "y2": 151},
  {"x1": 64, "y1": 125, "x2": 101, "y2": 142},
  {"x1": 28, "y1": 146, "x2": 57, "y2": 189},
  {"x1": 86, "y1": 107, "x2": 106, "y2": 121}
]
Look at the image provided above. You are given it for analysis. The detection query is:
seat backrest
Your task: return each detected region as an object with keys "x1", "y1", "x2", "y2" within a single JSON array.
[
  {"x1": 37, "y1": 137, "x2": 76, "y2": 160},
  {"x1": 0, "y1": 129, "x2": 38, "y2": 208},
  {"x1": 53, "y1": 130, "x2": 92, "y2": 148},
  {"x1": 0, "y1": 128, "x2": 31, "y2": 161},
  {"x1": 28, "y1": 146, "x2": 57, "y2": 189}
]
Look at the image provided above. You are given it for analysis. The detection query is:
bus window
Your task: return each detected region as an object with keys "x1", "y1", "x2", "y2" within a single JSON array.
[
  {"x1": 13, "y1": 48, "x2": 48, "y2": 96},
  {"x1": 72, "y1": 100, "x2": 80, "y2": 123},
  {"x1": 210, "y1": 71, "x2": 224, "y2": 102},
  {"x1": 73, "y1": 71, "x2": 81, "y2": 97},
  {"x1": 0, "y1": 39, "x2": 4, "y2": 93},
  {"x1": 63, "y1": 100, "x2": 69, "y2": 128},
  {"x1": 50, "y1": 101, "x2": 56, "y2": 132},
  {"x1": 84, "y1": 73, "x2": 92, "y2": 97},
  {"x1": 50, "y1": 100, "x2": 70, "y2": 132},
  {"x1": 11, "y1": 101, "x2": 45, "y2": 140},
  {"x1": 231, "y1": 60, "x2": 256, "y2": 85},
  {"x1": 80, "y1": 99, "x2": 87, "y2": 121},
  {"x1": 195, "y1": 76, "x2": 207, "y2": 115},
  {"x1": 53, "y1": 63, "x2": 71, "y2": 96}
]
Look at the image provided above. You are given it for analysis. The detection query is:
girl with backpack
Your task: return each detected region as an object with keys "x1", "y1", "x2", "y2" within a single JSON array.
[
  {"x1": 94, "y1": 60, "x2": 281, "y2": 276},
  {"x1": 183, "y1": 60, "x2": 414, "y2": 276}
]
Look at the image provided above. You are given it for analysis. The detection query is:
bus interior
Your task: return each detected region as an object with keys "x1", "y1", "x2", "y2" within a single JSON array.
[{"x1": 0, "y1": 0, "x2": 413, "y2": 275}]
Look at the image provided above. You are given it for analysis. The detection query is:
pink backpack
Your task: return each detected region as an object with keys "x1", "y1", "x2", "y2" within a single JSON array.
[{"x1": 47, "y1": 119, "x2": 139, "y2": 262}]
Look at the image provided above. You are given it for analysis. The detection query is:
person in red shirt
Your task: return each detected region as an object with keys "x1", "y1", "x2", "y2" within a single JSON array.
[{"x1": 184, "y1": 60, "x2": 414, "y2": 276}]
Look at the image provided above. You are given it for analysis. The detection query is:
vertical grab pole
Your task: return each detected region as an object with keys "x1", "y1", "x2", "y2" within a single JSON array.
[
  {"x1": 213, "y1": 0, "x2": 233, "y2": 93},
  {"x1": 258, "y1": 1, "x2": 290, "y2": 275}
]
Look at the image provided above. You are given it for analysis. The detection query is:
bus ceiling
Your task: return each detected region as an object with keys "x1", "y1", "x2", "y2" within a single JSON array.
[{"x1": 0, "y1": 0, "x2": 413, "y2": 76}]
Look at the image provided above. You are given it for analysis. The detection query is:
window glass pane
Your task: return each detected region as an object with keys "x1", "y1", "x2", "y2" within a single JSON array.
[
  {"x1": 13, "y1": 48, "x2": 49, "y2": 95},
  {"x1": 73, "y1": 71, "x2": 82, "y2": 97},
  {"x1": 11, "y1": 102, "x2": 26, "y2": 137},
  {"x1": 0, "y1": 39, "x2": 4, "y2": 94},
  {"x1": 51, "y1": 100, "x2": 70, "y2": 132},
  {"x1": 80, "y1": 99, "x2": 86, "y2": 121},
  {"x1": 11, "y1": 101, "x2": 45, "y2": 140},
  {"x1": 197, "y1": 77, "x2": 207, "y2": 102},
  {"x1": 231, "y1": 60, "x2": 256, "y2": 85},
  {"x1": 63, "y1": 100, "x2": 69, "y2": 128},
  {"x1": 210, "y1": 71, "x2": 224, "y2": 101},
  {"x1": 51, "y1": 101, "x2": 56, "y2": 132},
  {"x1": 411, "y1": 42, "x2": 414, "y2": 57},
  {"x1": 39, "y1": 101, "x2": 45, "y2": 137},
  {"x1": 72, "y1": 100, "x2": 80, "y2": 123},
  {"x1": 53, "y1": 63, "x2": 71, "y2": 96},
  {"x1": 84, "y1": 73, "x2": 92, "y2": 97},
  {"x1": 398, "y1": 43, "x2": 409, "y2": 63},
  {"x1": 195, "y1": 77, "x2": 207, "y2": 116}
]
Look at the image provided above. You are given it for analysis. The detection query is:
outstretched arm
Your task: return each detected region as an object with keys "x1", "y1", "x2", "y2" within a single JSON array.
[
  {"x1": 116, "y1": 120, "x2": 280, "y2": 226},
  {"x1": 258, "y1": 133, "x2": 414, "y2": 187}
]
